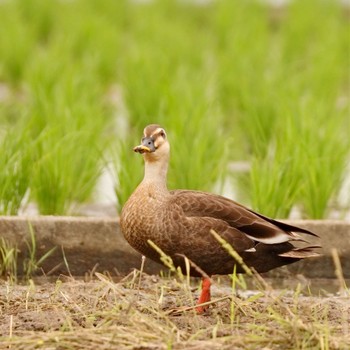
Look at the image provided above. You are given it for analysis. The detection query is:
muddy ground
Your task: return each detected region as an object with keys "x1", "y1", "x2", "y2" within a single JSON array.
[{"x1": 0, "y1": 273, "x2": 349, "y2": 350}]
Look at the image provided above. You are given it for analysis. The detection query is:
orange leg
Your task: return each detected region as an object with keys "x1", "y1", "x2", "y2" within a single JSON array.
[{"x1": 196, "y1": 277, "x2": 211, "y2": 313}]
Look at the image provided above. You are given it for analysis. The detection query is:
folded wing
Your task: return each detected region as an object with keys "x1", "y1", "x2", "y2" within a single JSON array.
[{"x1": 170, "y1": 189, "x2": 318, "y2": 246}]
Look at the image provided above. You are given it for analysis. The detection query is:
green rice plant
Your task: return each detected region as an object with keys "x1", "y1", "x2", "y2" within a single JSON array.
[
  {"x1": 280, "y1": 0, "x2": 348, "y2": 77},
  {"x1": 13, "y1": 0, "x2": 58, "y2": 44},
  {"x1": 0, "y1": 1, "x2": 36, "y2": 86},
  {"x1": 0, "y1": 93, "x2": 26, "y2": 127},
  {"x1": 164, "y1": 70, "x2": 229, "y2": 192},
  {"x1": 112, "y1": 136, "x2": 143, "y2": 212},
  {"x1": 12, "y1": 0, "x2": 123, "y2": 214},
  {"x1": 120, "y1": 0, "x2": 212, "y2": 128},
  {"x1": 0, "y1": 224, "x2": 55, "y2": 282},
  {"x1": 0, "y1": 238, "x2": 19, "y2": 282},
  {"x1": 53, "y1": 0, "x2": 123, "y2": 85},
  {"x1": 249, "y1": 156, "x2": 301, "y2": 219},
  {"x1": 224, "y1": 0, "x2": 349, "y2": 218},
  {"x1": 31, "y1": 126, "x2": 106, "y2": 215},
  {"x1": 248, "y1": 98, "x2": 349, "y2": 218},
  {"x1": 23, "y1": 224, "x2": 56, "y2": 280},
  {"x1": 280, "y1": 0, "x2": 349, "y2": 215},
  {"x1": 297, "y1": 103, "x2": 350, "y2": 219},
  {"x1": 247, "y1": 109, "x2": 305, "y2": 218},
  {"x1": 23, "y1": 45, "x2": 112, "y2": 214},
  {"x1": 120, "y1": 45, "x2": 171, "y2": 128},
  {"x1": 0, "y1": 0, "x2": 348, "y2": 218},
  {"x1": 278, "y1": 0, "x2": 348, "y2": 114},
  {"x1": 0, "y1": 122, "x2": 32, "y2": 215},
  {"x1": 213, "y1": 0, "x2": 273, "y2": 159}
]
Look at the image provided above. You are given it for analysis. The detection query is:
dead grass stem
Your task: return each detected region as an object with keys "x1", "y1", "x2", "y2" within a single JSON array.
[{"x1": 0, "y1": 272, "x2": 349, "y2": 350}]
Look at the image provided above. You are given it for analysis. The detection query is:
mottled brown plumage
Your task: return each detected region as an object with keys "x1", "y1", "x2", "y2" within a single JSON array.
[{"x1": 120, "y1": 124, "x2": 320, "y2": 280}]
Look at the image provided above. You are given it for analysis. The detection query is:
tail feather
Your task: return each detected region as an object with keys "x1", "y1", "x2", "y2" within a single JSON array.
[
  {"x1": 248, "y1": 209, "x2": 319, "y2": 238},
  {"x1": 278, "y1": 245, "x2": 322, "y2": 259}
]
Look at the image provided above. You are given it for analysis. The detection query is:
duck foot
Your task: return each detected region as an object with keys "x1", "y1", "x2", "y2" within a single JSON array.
[
  {"x1": 166, "y1": 296, "x2": 231, "y2": 316},
  {"x1": 195, "y1": 277, "x2": 211, "y2": 314}
]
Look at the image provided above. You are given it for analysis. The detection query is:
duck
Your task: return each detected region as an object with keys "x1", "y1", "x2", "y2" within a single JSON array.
[{"x1": 120, "y1": 124, "x2": 320, "y2": 313}]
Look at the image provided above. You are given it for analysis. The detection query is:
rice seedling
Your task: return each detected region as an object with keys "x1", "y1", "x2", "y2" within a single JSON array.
[
  {"x1": 120, "y1": 0, "x2": 212, "y2": 126},
  {"x1": 112, "y1": 136, "x2": 143, "y2": 212},
  {"x1": 23, "y1": 224, "x2": 57, "y2": 281},
  {"x1": 0, "y1": 121, "x2": 32, "y2": 215},
  {"x1": 30, "y1": 126, "x2": 106, "y2": 215},
  {"x1": 0, "y1": 224, "x2": 55, "y2": 283},
  {"x1": 0, "y1": 1, "x2": 36, "y2": 86},
  {"x1": 213, "y1": 0, "x2": 274, "y2": 159},
  {"x1": 54, "y1": 0, "x2": 123, "y2": 85},
  {"x1": 14, "y1": 0, "x2": 57, "y2": 45},
  {"x1": 24, "y1": 47, "x2": 112, "y2": 214},
  {"x1": 0, "y1": 238, "x2": 18, "y2": 282},
  {"x1": 224, "y1": 0, "x2": 350, "y2": 217},
  {"x1": 0, "y1": 0, "x2": 348, "y2": 218},
  {"x1": 165, "y1": 70, "x2": 229, "y2": 192},
  {"x1": 248, "y1": 115, "x2": 305, "y2": 218},
  {"x1": 297, "y1": 103, "x2": 350, "y2": 219},
  {"x1": 247, "y1": 100, "x2": 349, "y2": 218}
]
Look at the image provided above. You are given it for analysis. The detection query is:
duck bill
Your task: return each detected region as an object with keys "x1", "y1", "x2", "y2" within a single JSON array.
[
  {"x1": 134, "y1": 137, "x2": 156, "y2": 153},
  {"x1": 133, "y1": 145, "x2": 152, "y2": 154}
]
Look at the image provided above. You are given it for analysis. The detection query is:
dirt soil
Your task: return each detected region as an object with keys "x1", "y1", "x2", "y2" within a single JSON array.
[{"x1": 0, "y1": 273, "x2": 349, "y2": 350}]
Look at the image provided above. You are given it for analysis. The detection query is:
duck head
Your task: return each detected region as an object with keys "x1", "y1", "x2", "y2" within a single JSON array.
[{"x1": 134, "y1": 124, "x2": 170, "y2": 163}]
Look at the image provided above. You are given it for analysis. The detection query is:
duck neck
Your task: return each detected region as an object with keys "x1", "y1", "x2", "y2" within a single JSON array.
[{"x1": 142, "y1": 157, "x2": 169, "y2": 190}]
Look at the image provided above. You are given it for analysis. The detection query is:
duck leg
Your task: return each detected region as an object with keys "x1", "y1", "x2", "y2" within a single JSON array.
[{"x1": 196, "y1": 277, "x2": 211, "y2": 313}]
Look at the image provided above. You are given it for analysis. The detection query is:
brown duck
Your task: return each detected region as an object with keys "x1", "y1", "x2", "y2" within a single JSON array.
[{"x1": 120, "y1": 124, "x2": 320, "y2": 312}]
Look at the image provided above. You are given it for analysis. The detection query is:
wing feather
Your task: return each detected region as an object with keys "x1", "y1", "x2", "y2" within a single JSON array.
[{"x1": 170, "y1": 189, "x2": 317, "y2": 245}]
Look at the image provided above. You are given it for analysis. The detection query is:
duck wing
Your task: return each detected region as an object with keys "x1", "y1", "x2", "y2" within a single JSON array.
[{"x1": 170, "y1": 189, "x2": 318, "y2": 245}]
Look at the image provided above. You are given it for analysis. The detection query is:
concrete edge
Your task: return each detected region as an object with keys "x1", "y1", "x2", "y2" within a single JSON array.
[{"x1": 0, "y1": 216, "x2": 349, "y2": 278}]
